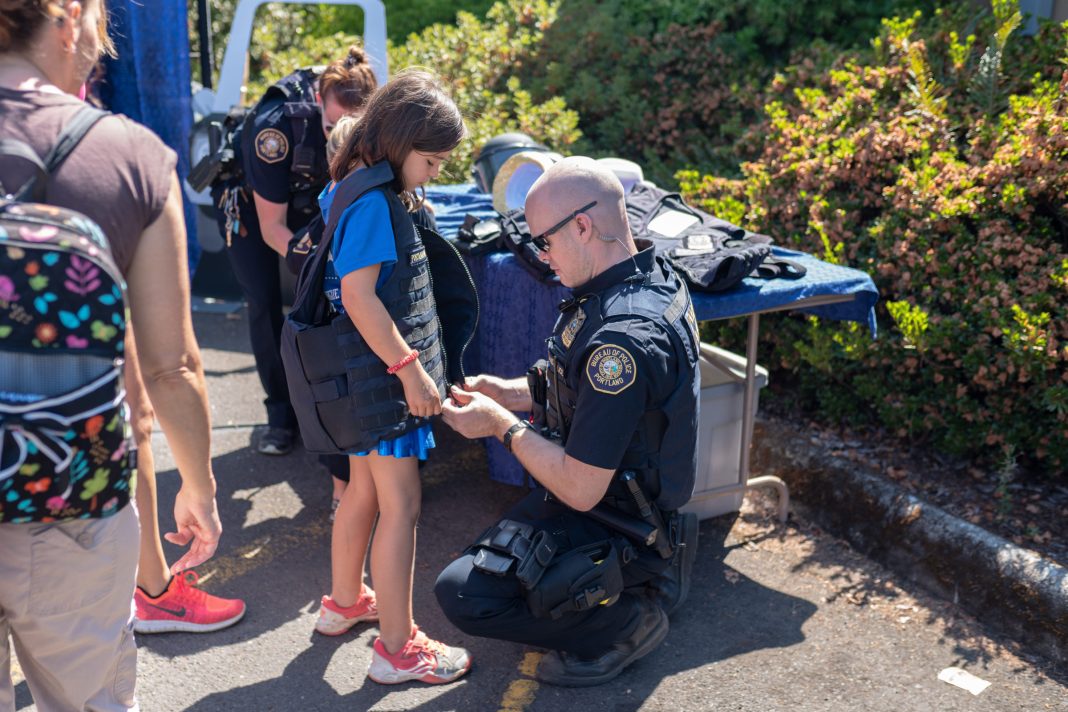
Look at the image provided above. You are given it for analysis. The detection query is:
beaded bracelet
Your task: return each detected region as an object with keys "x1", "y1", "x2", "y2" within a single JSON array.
[{"x1": 386, "y1": 349, "x2": 420, "y2": 375}]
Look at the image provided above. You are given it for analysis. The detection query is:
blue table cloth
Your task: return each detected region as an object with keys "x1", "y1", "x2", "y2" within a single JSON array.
[{"x1": 425, "y1": 184, "x2": 880, "y2": 486}]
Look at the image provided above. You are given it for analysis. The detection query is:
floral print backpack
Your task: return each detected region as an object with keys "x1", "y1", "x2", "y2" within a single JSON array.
[{"x1": 0, "y1": 105, "x2": 133, "y2": 523}]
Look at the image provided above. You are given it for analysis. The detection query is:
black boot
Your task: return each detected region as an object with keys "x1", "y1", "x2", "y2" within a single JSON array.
[
  {"x1": 648, "y1": 512, "x2": 699, "y2": 617},
  {"x1": 535, "y1": 596, "x2": 669, "y2": 687}
]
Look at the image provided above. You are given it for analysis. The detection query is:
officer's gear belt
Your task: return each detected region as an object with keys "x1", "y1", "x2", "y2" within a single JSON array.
[
  {"x1": 469, "y1": 518, "x2": 629, "y2": 620},
  {"x1": 470, "y1": 519, "x2": 556, "y2": 589},
  {"x1": 525, "y1": 539, "x2": 627, "y2": 620}
]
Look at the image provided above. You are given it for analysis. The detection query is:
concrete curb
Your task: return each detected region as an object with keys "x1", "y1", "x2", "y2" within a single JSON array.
[{"x1": 751, "y1": 418, "x2": 1068, "y2": 665}]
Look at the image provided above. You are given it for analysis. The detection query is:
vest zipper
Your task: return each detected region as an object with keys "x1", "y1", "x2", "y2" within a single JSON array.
[
  {"x1": 438, "y1": 233, "x2": 480, "y2": 382},
  {"x1": 417, "y1": 223, "x2": 481, "y2": 384}
]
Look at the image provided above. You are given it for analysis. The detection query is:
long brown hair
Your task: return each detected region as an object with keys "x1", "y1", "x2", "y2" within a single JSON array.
[
  {"x1": 329, "y1": 68, "x2": 466, "y2": 207},
  {"x1": 0, "y1": 0, "x2": 115, "y2": 57},
  {"x1": 318, "y1": 44, "x2": 376, "y2": 111}
]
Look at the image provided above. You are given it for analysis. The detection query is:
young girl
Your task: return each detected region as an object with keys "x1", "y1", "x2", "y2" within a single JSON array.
[{"x1": 313, "y1": 69, "x2": 471, "y2": 685}]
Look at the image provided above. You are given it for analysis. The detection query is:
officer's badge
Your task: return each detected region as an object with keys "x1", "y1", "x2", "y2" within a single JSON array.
[
  {"x1": 586, "y1": 344, "x2": 636, "y2": 395},
  {"x1": 254, "y1": 128, "x2": 289, "y2": 164},
  {"x1": 560, "y1": 311, "x2": 586, "y2": 349}
]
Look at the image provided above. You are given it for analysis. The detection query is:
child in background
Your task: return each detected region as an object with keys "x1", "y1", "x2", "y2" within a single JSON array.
[
  {"x1": 313, "y1": 69, "x2": 471, "y2": 685},
  {"x1": 319, "y1": 113, "x2": 360, "y2": 522}
]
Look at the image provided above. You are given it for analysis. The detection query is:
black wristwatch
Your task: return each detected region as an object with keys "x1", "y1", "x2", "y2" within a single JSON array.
[{"x1": 502, "y1": 420, "x2": 535, "y2": 453}]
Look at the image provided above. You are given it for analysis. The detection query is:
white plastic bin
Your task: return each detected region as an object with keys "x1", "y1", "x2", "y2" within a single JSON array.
[{"x1": 681, "y1": 344, "x2": 769, "y2": 520}]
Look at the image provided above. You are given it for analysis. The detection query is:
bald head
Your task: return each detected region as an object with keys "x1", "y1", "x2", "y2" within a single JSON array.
[{"x1": 525, "y1": 157, "x2": 630, "y2": 241}]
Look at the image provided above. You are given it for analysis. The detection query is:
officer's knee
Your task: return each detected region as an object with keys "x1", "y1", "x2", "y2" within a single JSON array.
[
  {"x1": 434, "y1": 555, "x2": 514, "y2": 635},
  {"x1": 434, "y1": 556, "x2": 475, "y2": 626}
]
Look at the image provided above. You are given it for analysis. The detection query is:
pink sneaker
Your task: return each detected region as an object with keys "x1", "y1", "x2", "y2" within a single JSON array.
[
  {"x1": 367, "y1": 626, "x2": 471, "y2": 685},
  {"x1": 315, "y1": 589, "x2": 379, "y2": 636},
  {"x1": 133, "y1": 571, "x2": 246, "y2": 634}
]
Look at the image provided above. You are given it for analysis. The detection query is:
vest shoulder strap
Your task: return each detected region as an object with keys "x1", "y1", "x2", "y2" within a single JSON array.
[{"x1": 290, "y1": 162, "x2": 395, "y2": 324}]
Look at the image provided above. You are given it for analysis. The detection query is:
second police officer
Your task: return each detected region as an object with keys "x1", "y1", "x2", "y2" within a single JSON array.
[{"x1": 211, "y1": 46, "x2": 377, "y2": 455}]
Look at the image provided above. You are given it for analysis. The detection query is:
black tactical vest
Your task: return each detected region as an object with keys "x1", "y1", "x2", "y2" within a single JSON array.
[
  {"x1": 281, "y1": 162, "x2": 479, "y2": 454},
  {"x1": 545, "y1": 248, "x2": 700, "y2": 511}
]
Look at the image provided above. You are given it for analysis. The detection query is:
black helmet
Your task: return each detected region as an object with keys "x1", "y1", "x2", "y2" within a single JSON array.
[{"x1": 472, "y1": 132, "x2": 549, "y2": 194}]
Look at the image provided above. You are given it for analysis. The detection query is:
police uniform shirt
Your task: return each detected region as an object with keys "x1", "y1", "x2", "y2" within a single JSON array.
[
  {"x1": 559, "y1": 248, "x2": 691, "y2": 507},
  {"x1": 244, "y1": 94, "x2": 327, "y2": 229}
]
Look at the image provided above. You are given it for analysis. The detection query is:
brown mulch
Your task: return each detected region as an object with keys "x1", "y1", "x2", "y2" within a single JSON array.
[{"x1": 780, "y1": 414, "x2": 1068, "y2": 568}]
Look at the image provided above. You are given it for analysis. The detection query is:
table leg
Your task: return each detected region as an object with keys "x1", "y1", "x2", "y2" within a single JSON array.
[{"x1": 740, "y1": 313, "x2": 790, "y2": 522}]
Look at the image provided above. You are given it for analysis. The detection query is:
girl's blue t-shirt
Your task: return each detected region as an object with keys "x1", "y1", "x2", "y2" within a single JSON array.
[
  {"x1": 320, "y1": 180, "x2": 396, "y2": 313},
  {"x1": 317, "y1": 175, "x2": 434, "y2": 459}
]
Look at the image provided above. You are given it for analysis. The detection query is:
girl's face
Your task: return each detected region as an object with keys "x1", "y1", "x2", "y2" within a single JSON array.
[{"x1": 401, "y1": 149, "x2": 451, "y2": 192}]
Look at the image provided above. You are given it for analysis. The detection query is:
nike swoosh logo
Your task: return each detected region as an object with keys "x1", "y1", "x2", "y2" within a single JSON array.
[{"x1": 145, "y1": 601, "x2": 187, "y2": 617}]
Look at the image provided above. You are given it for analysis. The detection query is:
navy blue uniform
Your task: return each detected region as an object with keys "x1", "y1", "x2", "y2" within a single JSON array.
[
  {"x1": 211, "y1": 85, "x2": 328, "y2": 433},
  {"x1": 436, "y1": 247, "x2": 701, "y2": 657}
]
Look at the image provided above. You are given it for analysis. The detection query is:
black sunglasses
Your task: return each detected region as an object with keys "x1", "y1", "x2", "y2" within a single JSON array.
[{"x1": 527, "y1": 201, "x2": 598, "y2": 252}]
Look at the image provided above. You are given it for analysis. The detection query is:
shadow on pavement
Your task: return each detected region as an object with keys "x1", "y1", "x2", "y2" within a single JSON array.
[{"x1": 135, "y1": 426, "x2": 817, "y2": 709}]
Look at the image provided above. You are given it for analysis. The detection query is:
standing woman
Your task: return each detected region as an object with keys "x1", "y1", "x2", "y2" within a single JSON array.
[{"x1": 0, "y1": 0, "x2": 224, "y2": 708}]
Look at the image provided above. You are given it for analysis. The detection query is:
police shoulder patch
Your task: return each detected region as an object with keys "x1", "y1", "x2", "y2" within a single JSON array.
[
  {"x1": 585, "y1": 343, "x2": 637, "y2": 395},
  {"x1": 255, "y1": 128, "x2": 289, "y2": 164}
]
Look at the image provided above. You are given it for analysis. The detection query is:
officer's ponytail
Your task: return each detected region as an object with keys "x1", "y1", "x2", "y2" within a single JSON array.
[{"x1": 319, "y1": 44, "x2": 377, "y2": 112}]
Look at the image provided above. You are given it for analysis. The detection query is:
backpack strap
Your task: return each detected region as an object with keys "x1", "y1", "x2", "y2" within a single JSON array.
[
  {"x1": 290, "y1": 161, "x2": 395, "y2": 325},
  {"x1": 6, "y1": 105, "x2": 109, "y2": 203},
  {"x1": 0, "y1": 139, "x2": 47, "y2": 200}
]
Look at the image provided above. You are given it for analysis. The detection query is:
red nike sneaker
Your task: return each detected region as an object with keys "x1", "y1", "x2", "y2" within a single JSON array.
[{"x1": 133, "y1": 571, "x2": 246, "y2": 634}]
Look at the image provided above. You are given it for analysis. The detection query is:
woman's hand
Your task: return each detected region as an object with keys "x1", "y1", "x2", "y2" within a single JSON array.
[
  {"x1": 398, "y1": 361, "x2": 442, "y2": 418},
  {"x1": 166, "y1": 479, "x2": 222, "y2": 574}
]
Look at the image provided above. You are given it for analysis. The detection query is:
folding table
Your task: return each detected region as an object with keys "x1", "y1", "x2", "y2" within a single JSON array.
[{"x1": 426, "y1": 186, "x2": 879, "y2": 520}]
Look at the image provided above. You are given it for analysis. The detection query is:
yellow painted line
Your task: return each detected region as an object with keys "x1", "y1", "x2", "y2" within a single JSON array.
[
  {"x1": 498, "y1": 651, "x2": 543, "y2": 712},
  {"x1": 9, "y1": 639, "x2": 24, "y2": 686}
]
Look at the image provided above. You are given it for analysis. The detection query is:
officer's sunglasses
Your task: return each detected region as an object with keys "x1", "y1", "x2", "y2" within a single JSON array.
[{"x1": 527, "y1": 201, "x2": 598, "y2": 252}]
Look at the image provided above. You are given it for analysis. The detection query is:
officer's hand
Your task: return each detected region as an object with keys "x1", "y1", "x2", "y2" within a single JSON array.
[
  {"x1": 461, "y1": 374, "x2": 509, "y2": 404},
  {"x1": 442, "y1": 386, "x2": 509, "y2": 440},
  {"x1": 398, "y1": 361, "x2": 442, "y2": 418}
]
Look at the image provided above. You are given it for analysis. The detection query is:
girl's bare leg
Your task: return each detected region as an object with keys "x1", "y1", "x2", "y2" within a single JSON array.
[
  {"x1": 330, "y1": 456, "x2": 378, "y2": 606},
  {"x1": 365, "y1": 453, "x2": 422, "y2": 653}
]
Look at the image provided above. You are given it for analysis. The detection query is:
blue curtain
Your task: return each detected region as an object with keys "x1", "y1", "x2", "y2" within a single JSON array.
[{"x1": 98, "y1": 0, "x2": 201, "y2": 275}]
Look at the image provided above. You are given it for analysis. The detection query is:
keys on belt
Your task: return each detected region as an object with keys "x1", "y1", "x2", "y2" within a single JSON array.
[{"x1": 217, "y1": 186, "x2": 243, "y2": 247}]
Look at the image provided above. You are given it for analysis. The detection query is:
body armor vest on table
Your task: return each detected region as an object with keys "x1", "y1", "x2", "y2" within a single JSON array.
[
  {"x1": 544, "y1": 251, "x2": 701, "y2": 512},
  {"x1": 281, "y1": 162, "x2": 479, "y2": 454}
]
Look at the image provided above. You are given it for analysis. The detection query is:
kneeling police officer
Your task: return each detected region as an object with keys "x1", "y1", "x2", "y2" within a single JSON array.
[
  {"x1": 438, "y1": 157, "x2": 701, "y2": 687},
  {"x1": 208, "y1": 47, "x2": 376, "y2": 455}
]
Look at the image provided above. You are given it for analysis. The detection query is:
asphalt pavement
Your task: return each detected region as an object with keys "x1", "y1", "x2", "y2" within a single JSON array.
[{"x1": 11, "y1": 306, "x2": 1067, "y2": 711}]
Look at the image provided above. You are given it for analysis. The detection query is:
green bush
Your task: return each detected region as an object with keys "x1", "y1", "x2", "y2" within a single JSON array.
[
  {"x1": 191, "y1": 1, "x2": 497, "y2": 93},
  {"x1": 222, "y1": 1, "x2": 580, "y2": 181},
  {"x1": 525, "y1": 0, "x2": 931, "y2": 184},
  {"x1": 390, "y1": 0, "x2": 581, "y2": 181},
  {"x1": 683, "y1": 6, "x2": 1068, "y2": 474}
]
